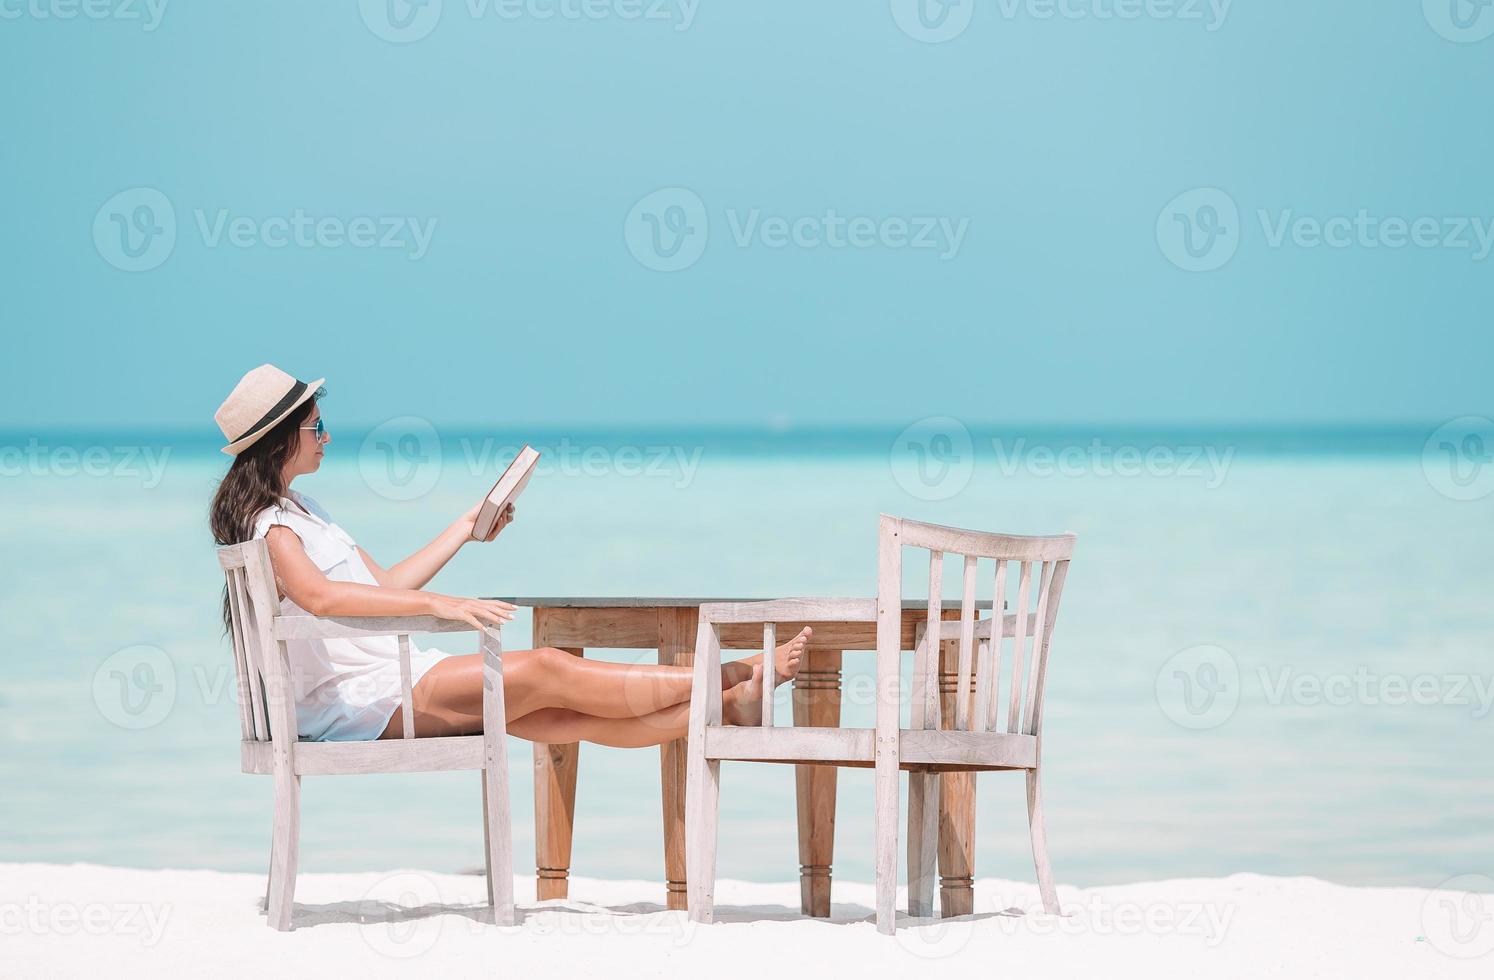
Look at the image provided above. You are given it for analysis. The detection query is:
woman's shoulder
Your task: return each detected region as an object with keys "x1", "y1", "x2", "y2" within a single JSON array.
[{"x1": 253, "y1": 493, "x2": 325, "y2": 540}]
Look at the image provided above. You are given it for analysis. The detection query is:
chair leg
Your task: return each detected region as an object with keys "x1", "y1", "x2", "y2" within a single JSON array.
[
  {"x1": 684, "y1": 752, "x2": 720, "y2": 924},
  {"x1": 1026, "y1": 768, "x2": 1059, "y2": 914},
  {"x1": 262, "y1": 835, "x2": 274, "y2": 913},
  {"x1": 266, "y1": 772, "x2": 300, "y2": 931},
  {"x1": 906, "y1": 771, "x2": 939, "y2": 918},
  {"x1": 482, "y1": 769, "x2": 495, "y2": 909},
  {"x1": 873, "y1": 755, "x2": 899, "y2": 934}
]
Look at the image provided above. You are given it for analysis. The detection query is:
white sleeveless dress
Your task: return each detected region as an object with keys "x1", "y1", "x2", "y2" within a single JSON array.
[{"x1": 252, "y1": 491, "x2": 449, "y2": 741}]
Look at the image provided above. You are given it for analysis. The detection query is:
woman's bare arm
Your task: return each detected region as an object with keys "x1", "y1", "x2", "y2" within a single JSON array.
[
  {"x1": 359, "y1": 500, "x2": 515, "y2": 591},
  {"x1": 264, "y1": 526, "x2": 515, "y2": 630}
]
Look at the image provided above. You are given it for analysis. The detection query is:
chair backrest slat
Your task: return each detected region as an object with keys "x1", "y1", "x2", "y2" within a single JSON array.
[
  {"x1": 921, "y1": 552, "x2": 944, "y2": 731},
  {"x1": 1022, "y1": 561, "x2": 1056, "y2": 734},
  {"x1": 761, "y1": 622, "x2": 776, "y2": 727},
  {"x1": 224, "y1": 566, "x2": 255, "y2": 741},
  {"x1": 1006, "y1": 561, "x2": 1032, "y2": 734},
  {"x1": 1026, "y1": 558, "x2": 1070, "y2": 736},
  {"x1": 225, "y1": 562, "x2": 269, "y2": 741},
  {"x1": 877, "y1": 516, "x2": 1075, "y2": 739},
  {"x1": 954, "y1": 555, "x2": 978, "y2": 731},
  {"x1": 981, "y1": 559, "x2": 1008, "y2": 732}
]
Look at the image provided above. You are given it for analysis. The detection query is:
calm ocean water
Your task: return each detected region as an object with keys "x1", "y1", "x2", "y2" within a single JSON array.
[{"x1": 2, "y1": 426, "x2": 1490, "y2": 890}]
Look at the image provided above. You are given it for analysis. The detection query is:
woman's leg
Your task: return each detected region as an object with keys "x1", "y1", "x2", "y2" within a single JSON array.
[{"x1": 381, "y1": 627, "x2": 810, "y2": 739}]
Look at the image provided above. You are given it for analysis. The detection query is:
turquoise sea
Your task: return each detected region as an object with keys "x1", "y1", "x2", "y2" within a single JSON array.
[{"x1": 3, "y1": 425, "x2": 1490, "y2": 890}]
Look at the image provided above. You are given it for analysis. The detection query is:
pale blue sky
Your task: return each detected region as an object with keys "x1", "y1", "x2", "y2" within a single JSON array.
[{"x1": 2, "y1": 1, "x2": 1491, "y2": 429}]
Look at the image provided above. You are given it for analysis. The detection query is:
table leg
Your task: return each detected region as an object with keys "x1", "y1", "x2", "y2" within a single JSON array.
[
  {"x1": 792, "y1": 647, "x2": 842, "y2": 917},
  {"x1": 532, "y1": 610, "x2": 581, "y2": 902},
  {"x1": 938, "y1": 615, "x2": 977, "y2": 917},
  {"x1": 657, "y1": 608, "x2": 697, "y2": 912}
]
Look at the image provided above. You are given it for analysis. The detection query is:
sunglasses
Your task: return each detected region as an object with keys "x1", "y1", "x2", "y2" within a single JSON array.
[{"x1": 298, "y1": 418, "x2": 328, "y2": 443}]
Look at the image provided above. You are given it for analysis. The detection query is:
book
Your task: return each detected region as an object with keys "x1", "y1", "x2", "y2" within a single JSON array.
[{"x1": 472, "y1": 445, "x2": 540, "y2": 540}]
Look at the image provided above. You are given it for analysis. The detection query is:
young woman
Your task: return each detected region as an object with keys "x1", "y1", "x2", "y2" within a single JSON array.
[{"x1": 208, "y1": 364, "x2": 809, "y2": 745}]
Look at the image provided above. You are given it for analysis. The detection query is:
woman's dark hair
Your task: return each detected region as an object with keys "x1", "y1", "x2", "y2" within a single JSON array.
[{"x1": 210, "y1": 390, "x2": 323, "y2": 631}]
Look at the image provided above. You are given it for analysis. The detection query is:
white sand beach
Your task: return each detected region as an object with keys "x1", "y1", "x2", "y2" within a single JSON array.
[{"x1": 4, "y1": 863, "x2": 1484, "y2": 978}]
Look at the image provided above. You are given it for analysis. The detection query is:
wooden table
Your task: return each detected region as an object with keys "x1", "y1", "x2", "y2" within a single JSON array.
[{"x1": 494, "y1": 596, "x2": 991, "y2": 917}]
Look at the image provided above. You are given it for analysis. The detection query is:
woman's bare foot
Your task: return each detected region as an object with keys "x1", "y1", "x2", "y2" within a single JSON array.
[
  {"x1": 724, "y1": 665, "x2": 766, "y2": 726},
  {"x1": 741, "y1": 626, "x2": 812, "y2": 686}
]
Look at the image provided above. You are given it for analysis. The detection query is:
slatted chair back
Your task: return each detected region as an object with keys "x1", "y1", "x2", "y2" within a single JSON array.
[
  {"x1": 217, "y1": 539, "x2": 295, "y2": 745},
  {"x1": 886, "y1": 516, "x2": 1076, "y2": 738}
]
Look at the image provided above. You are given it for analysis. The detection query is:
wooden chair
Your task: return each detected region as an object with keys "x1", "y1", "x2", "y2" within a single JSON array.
[
  {"x1": 218, "y1": 539, "x2": 516, "y2": 931},
  {"x1": 685, "y1": 515, "x2": 1075, "y2": 934}
]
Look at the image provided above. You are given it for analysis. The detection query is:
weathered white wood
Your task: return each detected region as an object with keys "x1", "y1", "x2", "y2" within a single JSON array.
[
  {"x1": 704, "y1": 726, "x2": 873, "y2": 763},
  {"x1": 685, "y1": 619, "x2": 723, "y2": 923},
  {"x1": 697, "y1": 597, "x2": 878, "y2": 625},
  {"x1": 1027, "y1": 560, "x2": 1070, "y2": 737},
  {"x1": 894, "y1": 517, "x2": 1077, "y2": 563},
  {"x1": 1027, "y1": 767, "x2": 1059, "y2": 913},
  {"x1": 480, "y1": 627, "x2": 515, "y2": 925},
  {"x1": 972, "y1": 639, "x2": 993, "y2": 732},
  {"x1": 906, "y1": 771, "x2": 939, "y2": 917},
  {"x1": 955, "y1": 555, "x2": 978, "y2": 731},
  {"x1": 1021, "y1": 562, "x2": 1055, "y2": 735},
  {"x1": 1007, "y1": 561, "x2": 1032, "y2": 735},
  {"x1": 224, "y1": 568, "x2": 256, "y2": 741},
  {"x1": 397, "y1": 634, "x2": 415, "y2": 740},
  {"x1": 873, "y1": 514, "x2": 902, "y2": 935},
  {"x1": 761, "y1": 622, "x2": 776, "y2": 727},
  {"x1": 482, "y1": 769, "x2": 494, "y2": 908},
  {"x1": 274, "y1": 614, "x2": 481, "y2": 640},
  {"x1": 675, "y1": 519, "x2": 1077, "y2": 936},
  {"x1": 987, "y1": 560, "x2": 1008, "y2": 732},
  {"x1": 901, "y1": 730, "x2": 1038, "y2": 769},
  {"x1": 909, "y1": 624, "x2": 931, "y2": 731},
  {"x1": 217, "y1": 539, "x2": 515, "y2": 931}
]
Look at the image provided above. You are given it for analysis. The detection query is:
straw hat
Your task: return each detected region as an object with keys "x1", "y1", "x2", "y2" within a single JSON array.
[{"x1": 215, "y1": 364, "x2": 326, "y2": 456}]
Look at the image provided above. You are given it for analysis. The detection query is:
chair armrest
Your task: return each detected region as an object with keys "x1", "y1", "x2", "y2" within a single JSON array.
[
  {"x1": 698, "y1": 597, "x2": 877, "y2": 625},
  {"x1": 273, "y1": 614, "x2": 489, "y2": 641}
]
